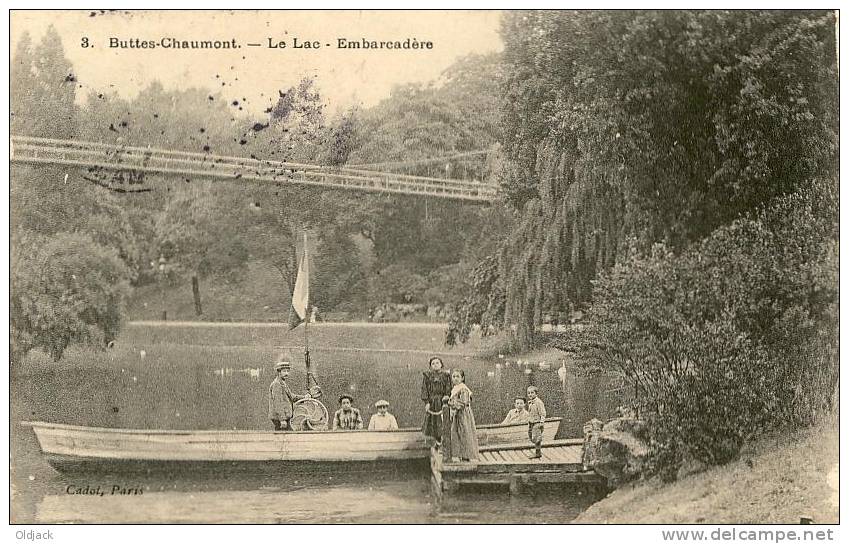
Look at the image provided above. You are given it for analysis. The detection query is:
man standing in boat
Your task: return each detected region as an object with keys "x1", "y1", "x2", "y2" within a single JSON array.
[{"x1": 268, "y1": 358, "x2": 308, "y2": 431}]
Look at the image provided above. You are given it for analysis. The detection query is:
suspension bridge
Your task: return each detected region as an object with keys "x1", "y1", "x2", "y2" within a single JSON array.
[{"x1": 10, "y1": 136, "x2": 499, "y2": 204}]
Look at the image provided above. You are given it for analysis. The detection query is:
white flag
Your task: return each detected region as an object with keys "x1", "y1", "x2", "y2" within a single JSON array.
[{"x1": 291, "y1": 234, "x2": 309, "y2": 323}]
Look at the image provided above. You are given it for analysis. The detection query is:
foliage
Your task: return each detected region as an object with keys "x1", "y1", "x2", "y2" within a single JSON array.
[
  {"x1": 445, "y1": 255, "x2": 506, "y2": 346},
  {"x1": 565, "y1": 178, "x2": 838, "y2": 478},
  {"x1": 11, "y1": 231, "x2": 132, "y2": 362},
  {"x1": 77, "y1": 82, "x2": 245, "y2": 155},
  {"x1": 345, "y1": 53, "x2": 505, "y2": 276},
  {"x1": 494, "y1": 11, "x2": 837, "y2": 348},
  {"x1": 153, "y1": 182, "x2": 254, "y2": 281},
  {"x1": 370, "y1": 264, "x2": 429, "y2": 304},
  {"x1": 11, "y1": 26, "x2": 77, "y2": 139},
  {"x1": 326, "y1": 107, "x2": 360, "y2": 166},
  {"x1": 311, "y1": 229, "x2": 367, "y2": 313},
  {"x1": 263, "y1": 76, "x2": 328, "y2": 163}
]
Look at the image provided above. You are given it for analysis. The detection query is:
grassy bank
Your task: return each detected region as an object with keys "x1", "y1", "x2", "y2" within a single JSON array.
[
  {"x1": 127, "y1": 262, "x2": 295, "y2": 322},
  {"x1": 575, "y1": 417, "x2": 838, "y2": 524}
]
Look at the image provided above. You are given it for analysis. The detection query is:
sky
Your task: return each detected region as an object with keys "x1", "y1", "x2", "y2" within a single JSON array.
[{"x1": 11, "y1": 10, "x2": 504, "y2": 116}]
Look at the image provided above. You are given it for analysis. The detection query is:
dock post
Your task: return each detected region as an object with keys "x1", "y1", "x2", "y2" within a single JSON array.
[
  {"x1": 430, "y1": 446, "x2": 444, "y2": 503},
  {"x1": 443, "y1": 480, "x2": 459, "y2": 495},
  {"x1": 509, "y1": 474, "x2": 523, "y2": 495}
]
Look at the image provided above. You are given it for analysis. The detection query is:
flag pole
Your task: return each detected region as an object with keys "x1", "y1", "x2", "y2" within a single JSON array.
[{"x1": 302, "y1": 232, "x2": 311, "y2": 392}]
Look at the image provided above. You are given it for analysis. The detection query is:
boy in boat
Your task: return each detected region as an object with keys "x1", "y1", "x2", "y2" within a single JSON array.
[
  {"x1": 368, "y1": 399, "x2": 399, "y2": 430},
  {"x1": 501, "y1": 397, "x2": 530, "y2": 425},
  {"x1": 268, "y1": 359, "x2": 308, "y2": 431},
  {"x1": 526, "y1": 386, "x2": 547, "y2": 459},
  {"x1": 332, "y1": 395, "x2": 364, "y2": 430}
]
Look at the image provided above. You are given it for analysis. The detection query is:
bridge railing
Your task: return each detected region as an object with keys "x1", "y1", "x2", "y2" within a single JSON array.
[{"x1": 10, "y1": 136, "x2": 499, "y2": 203}]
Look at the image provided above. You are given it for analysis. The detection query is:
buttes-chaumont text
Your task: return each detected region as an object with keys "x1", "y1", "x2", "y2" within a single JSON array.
[{"x1": 108, "y1": 37, "x2": 434, "y2": 50}]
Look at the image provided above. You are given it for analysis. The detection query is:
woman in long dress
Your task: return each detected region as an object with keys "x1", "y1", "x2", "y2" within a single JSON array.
[
  {"x1": 448, "y1": 369, "x2": 479, "y2": 461},
  {"x1": 421, "y1": 356, "x2": 452, "y2": 443}
]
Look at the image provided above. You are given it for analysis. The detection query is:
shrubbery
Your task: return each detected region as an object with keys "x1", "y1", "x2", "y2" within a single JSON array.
[
  {"x1": 564, "y1": 179, "x2": 838, "y2": 480},
  {"x1": 11, "y1": 231, "x2": 132, "y2": 362}
]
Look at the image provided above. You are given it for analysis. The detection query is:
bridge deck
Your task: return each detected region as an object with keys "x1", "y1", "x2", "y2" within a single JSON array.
[{"x1": 10, "y1": 136, "x2": 498, "y2": 203}]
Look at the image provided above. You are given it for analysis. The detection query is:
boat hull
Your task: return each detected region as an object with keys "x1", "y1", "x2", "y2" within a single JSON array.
[{"x1": 23, "y1": 419, "x2": 561, "y2": 471}]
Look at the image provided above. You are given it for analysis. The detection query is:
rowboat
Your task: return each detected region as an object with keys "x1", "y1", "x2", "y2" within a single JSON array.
[{"x1": 22, "y1": 418, "x2": 561, "y2": 472}]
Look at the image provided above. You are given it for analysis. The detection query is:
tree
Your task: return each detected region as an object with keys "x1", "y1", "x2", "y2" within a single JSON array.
[
  {"x1": 311, "y1": 228, "x2": 367, "y2": 314},
  {"x1": 262, "y1": 76, "x2": 328, "y2": 163},
  {"x1": 489, "y1": 10, "x2": 837, "y2": 348},
  {"x1": 11, "y1": 231, "x2": 132, "y2": 362},
  {"x1": 154, "y1": 182, "x2": 249, "y2": 280},
  {"x1": 344, "y1": 54, "x2": 505, "y2": 277},
  {"x1": 326, "y1": 107, "x2": 360, "y2": 166},
  {"x1": 11, "y1": 31, "x2": 36, "y2": 136},
  {"x1": 26, "y1": 25, "x2": 77, "y2": 139}
]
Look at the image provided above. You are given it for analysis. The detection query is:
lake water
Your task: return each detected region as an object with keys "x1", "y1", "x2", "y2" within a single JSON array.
[{"x1": 10, "y1": 323, "x2": 617, "y2": 523}]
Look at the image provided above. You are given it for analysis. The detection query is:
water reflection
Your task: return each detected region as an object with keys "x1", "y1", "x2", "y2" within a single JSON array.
[
  {"x1": 32, "y1": 468, "x2": 600, "y2": 524},
  {"x1": 13, "y1": 344, "x2": 616, "y2": 434}
]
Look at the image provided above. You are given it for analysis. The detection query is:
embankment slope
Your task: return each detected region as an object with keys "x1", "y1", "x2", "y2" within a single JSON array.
[{"x1": 576, "y1": 419, "x2": 838, "y2": 524}]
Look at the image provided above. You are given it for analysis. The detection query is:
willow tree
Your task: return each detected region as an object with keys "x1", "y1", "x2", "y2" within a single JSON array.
[{"x1": 455, "y1": 10, "x2": 837, "y2": 348}]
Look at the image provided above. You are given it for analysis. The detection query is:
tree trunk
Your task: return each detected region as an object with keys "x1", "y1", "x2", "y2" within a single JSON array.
[{"x1": 192, "y1": 275, "x2": 202, "y2": 316}]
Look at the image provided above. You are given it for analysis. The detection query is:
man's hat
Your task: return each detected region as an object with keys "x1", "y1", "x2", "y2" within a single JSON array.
[
  {"x1": 375, "y1": 399, "x2": 390, "y2": 408},
  {"x1": 274, "y1": 356, "x2": 291, "y2": 371}
]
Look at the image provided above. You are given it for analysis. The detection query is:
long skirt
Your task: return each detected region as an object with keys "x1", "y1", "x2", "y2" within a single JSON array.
[
  {"x1": 449, "y1": 407, "x2": 479, "y2": 460},
  {"x1": 423, "y1": 411, "x2": 443, "y2": 442}
]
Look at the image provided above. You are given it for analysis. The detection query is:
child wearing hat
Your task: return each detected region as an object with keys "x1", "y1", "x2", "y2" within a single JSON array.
[
  {"x1": 368, "y1": 400, "x2": 399, "y2": 431},
  {"x1": 268, "y1": 357, "x2": 308, "y2": 431},
  {"x1": 332, "y1": 394, "x2": 364, "y2": 430}
]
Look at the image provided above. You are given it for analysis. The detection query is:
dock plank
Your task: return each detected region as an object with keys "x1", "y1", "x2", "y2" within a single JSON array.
[
  {"x1": 509, "y1": 449, "x2": 531, "y2": 463},
  {"x1": 543, "y1": 449, "x2": 562, "y2": 462},
  {"x1": 431, "y1": 438, "x2": 602, "y2": 497},
  {"x1": 541, "y1": 447, "x2": 561, "y2": 462},
  {"x1": 565, "y1": 447, "x2": 583, "y2": 464},
  {"x1": 547, "y1": 447, "x2": 570, "y2": 463},
  {"x1": 565, "y1": 448, "x2": 582, "y2": 463}
]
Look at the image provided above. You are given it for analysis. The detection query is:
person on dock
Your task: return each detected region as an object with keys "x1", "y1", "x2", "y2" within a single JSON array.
[
  {"x1": 332, "y1": 394, "x2": 364, "y2": 430},
  {"x1": 526, "y1": 386, "x2": 547, "y2": 459},
  {"x1": 448, "y1": 369, "x2": 479, "y2": 461},
  {"x1": 501, "y1": 397, "x2": 530, "y2": 425},
  {"x1": 421, "y1": 356, "x2": 452, "y2": 445},
  {"x1": 268, "y1": 359, "x2": 308, "y2": 431},
  {"x1": 368, "y1": 399, "x2": 399, "y2": 431}
]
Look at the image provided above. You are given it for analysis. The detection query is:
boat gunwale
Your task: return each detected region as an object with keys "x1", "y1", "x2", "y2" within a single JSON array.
[{"x1": 20, "y1": 417, "x2": 562, "y2": 436}]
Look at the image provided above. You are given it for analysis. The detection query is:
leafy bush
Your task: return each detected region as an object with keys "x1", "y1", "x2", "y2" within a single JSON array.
[
  {"x1": 11, "y1": 230, "x2": 132, "y2": 362},
  {"x1": 567, "y1": 179, "x2": 837, "y2": 479}
]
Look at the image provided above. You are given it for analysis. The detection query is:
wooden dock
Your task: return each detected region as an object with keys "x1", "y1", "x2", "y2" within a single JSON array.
[{"x1": 430, "y1": 438, "x2": 607, "y2": 498}]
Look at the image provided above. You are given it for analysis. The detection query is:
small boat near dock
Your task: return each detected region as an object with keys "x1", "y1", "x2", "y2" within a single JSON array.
[{"x1": 21, "y1": 418, "x2": 561, "y2": 472}]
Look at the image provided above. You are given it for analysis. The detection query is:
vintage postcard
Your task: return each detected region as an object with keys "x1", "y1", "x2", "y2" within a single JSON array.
[{"x1": 9, "y1": 9, "x2": 839, "y2": 531}]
